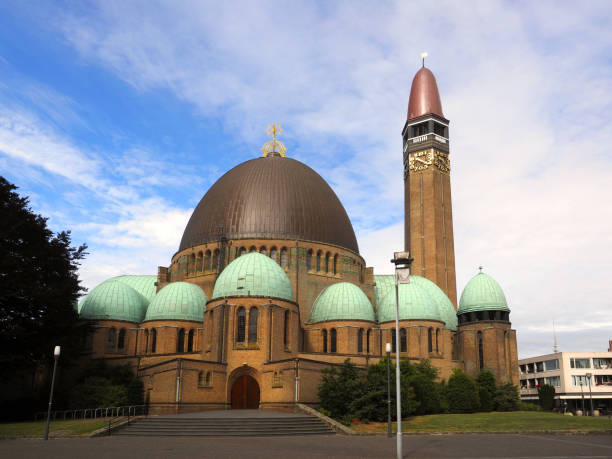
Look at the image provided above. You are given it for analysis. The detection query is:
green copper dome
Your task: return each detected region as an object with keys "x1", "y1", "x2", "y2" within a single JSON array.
[
  {"x1": 309, "y1": 282, "x2": 375, "y2": 323},
  {"x1": 212, "y1": 252, "x2": 293, "y2": 301},
  {"x1": 79, "y1": 280, "x2": 147, "y2": 323},
  {"x1": 113, "y1": 275, "x2": 157, "y2": 304},
  {"x1": 144, "y1": 282, "x2": 207, "y2": 322},
  {"x1": 458, "y1": 270, "x2": 509, "y2": 314},
  {"x1": 374, "y1": 275, "x2": 395, "y2": 309},
  {"x1": 377, "y1": 275, "x2": 446, "y2": 326},
  {"x1": 410, "y1": 276, "x2": 457, "y2": 330}
]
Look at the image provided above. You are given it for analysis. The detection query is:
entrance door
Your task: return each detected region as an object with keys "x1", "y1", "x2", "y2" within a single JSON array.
[{"x1": 231, "y1": 375, "x2": 260, "y2": 409}]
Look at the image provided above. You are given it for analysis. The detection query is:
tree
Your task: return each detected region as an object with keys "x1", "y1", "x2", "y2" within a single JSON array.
[
  {"x1": 494, "y1": 382, "x2": 520, "y2": 411},
  {"x1": 476, "y1": 370, "x2": 497, "y2": 412},
  {"x1": 447, "y1": 368, "x2": 480, "y2": 413},
  {"x1": 0, "y1": 176, "x2": 87, "y2": 378},
  {"x1": 537, "y1": 384, "x2": 556, "y2": 411},
  {"x1": 318, "y1": 359, "x2": 363, "y2": 420}
]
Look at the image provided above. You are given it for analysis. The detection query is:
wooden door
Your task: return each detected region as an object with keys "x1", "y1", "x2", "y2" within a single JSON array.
[{"x1": 231, "y1": 375, "x2": 260, "y2": 409}]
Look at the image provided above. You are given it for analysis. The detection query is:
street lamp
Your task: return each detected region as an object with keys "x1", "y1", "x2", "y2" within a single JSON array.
[
  {"x1": 44, "y1": 346, "x2": 61, "y2": 440},
  {"x1": 391, "y1": 251, "x2": 412, "y2": 459},
  {"x1": 586, "y1": 373, "x2": 594, "y2": 416},
  {"x1": 386, "y1": 342, "x2": 392, "y2": 438},
  {"x1": 579, "y1": 380, "x2": 585, "y2": 415}
]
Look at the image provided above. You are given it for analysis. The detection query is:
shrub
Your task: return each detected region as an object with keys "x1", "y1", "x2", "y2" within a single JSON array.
[
  {"x1": 318, "y1": 359, "x2": 363, "y2": 419},
  {"x1": 537, "y1": 384, "x2": 556, "y2": 411},
  {"x1": 494, "y1": 382, "x2": 520, "y2": 411},
  {"x1": 447, "y1": 368, "x2": 479, "y2": 413},
  {"x1": 476, "y1": 370, "x2": 496, "y2": 412},
  {"x1": 518, "y1": 401, "x2": 541, "y2": 411}
]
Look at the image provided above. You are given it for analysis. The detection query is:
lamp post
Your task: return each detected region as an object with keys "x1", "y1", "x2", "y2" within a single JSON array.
[
  {"x1": 579, "y1": 380, "x2": 585, "y2": 415},
  {"x1": 391, "y1": 251, "x2": 412, "y2": 459},
  {"x1": 586, "y1": 373, "x2": 594, "y2": 416},
  {"x1": 44, "y1": 346, "x2": 61, "y2": 441},
  {"x1": 386, "y1": 342, "x2": 392, "y2": 438}
]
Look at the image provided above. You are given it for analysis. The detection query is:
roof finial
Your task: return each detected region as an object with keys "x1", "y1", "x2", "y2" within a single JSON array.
[
  {"x1": 261, "y1": 123, "x2": 287, "y2": 157},
  {"x1": 420, "y1": 51, "x2": 428, "y2": 68},
  {"x1": 478, "y1": 265, "x2": 483, "y2": 273}
]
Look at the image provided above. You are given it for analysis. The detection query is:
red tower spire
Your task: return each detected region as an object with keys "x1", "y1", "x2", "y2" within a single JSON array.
[{"x1": 407, "y1": 67, "x2": 445, "y2": 121}]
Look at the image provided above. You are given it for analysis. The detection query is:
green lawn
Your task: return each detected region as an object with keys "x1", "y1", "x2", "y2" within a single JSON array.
[
  {"x1": 0, "y1": 419, "x2": 108, "y2": 438},
  {"x1": 352, "y1": 411, "x2": 612, "y2": 434}
]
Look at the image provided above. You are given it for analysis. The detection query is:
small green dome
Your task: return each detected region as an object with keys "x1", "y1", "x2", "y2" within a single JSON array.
[
  {"x1": 144, "y1": 282, "x2": 207, "y2": 322},
  {"x1": 79, "y1": 280, "x2": 147, "y2": 323},
  {"x1": 309, "y1": 282, "x2": 375, "y2": 323},
  {"x1": 212, "y1": 252, "x2": 293, "y2": 301},
  {"x1": 374, "y1": 275, "x2": 395, "y2": 309},
  {"x1": 377, "y1": 275, "x2": 444, "y2": 325},
  {"x1": 458, "y1": 270, "x2": 509, "y2": 314},
  {"x1": 113, "y1": 275, "x2": 157, "y2": 304},
  {"x1": 410, "y1": 276, "x2": 457, "y2": 330}
]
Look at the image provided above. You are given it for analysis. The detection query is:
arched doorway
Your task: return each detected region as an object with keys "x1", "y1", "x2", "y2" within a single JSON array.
[{"x1": 231, "y1": 374, "x2": 260, "y2": 409}]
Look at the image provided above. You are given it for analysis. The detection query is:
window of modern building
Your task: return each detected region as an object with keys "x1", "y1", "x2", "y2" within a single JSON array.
[
  {"x1": 570, "y1": 358, "x2": 591, "y2": 369},
  {"x1": 107, "y1": 328, "x2": 116, "y2": 348},
  {"x1": 400, "y1": 328, "x2": 407, "y2": 353},
  {"x1": 572, "y1": 375, "x2": 589, "y2": 386},
  {"x1": 322, "y1": 329, "x2": 328, "y2": 353},
  {"x1": 237, "y1": 307, "x2": 246, "y2": 343},
  {"x1": 357, "y1": 328, "x2": 364, "y2": 353},
  {"x1": 595, "y1": 375, "x2": 612, "y2": 385},
  {"x1": 593, "y1": 358, "x2": 612, "y2": 369},
  {"x1": 306, "y1": 250, "x2": 313, "y2": 270},
  {"x1": 187, "y1": 329, "x2": 195, "y2": 352},
  {"x1": 151, "y1": 329, "x2": 157, "y2": 353},
  {"x1": 283, "y1": 310, "x2": 290, "y2": 348},
  {"x1": 536, "y1": 361, "x2": 544, "y2": 372},
  {"x1": 177, "y1": 328, "x2": 185, "y2": 353},
  {"x1": 545, "y1": 376, "x2": 561, "y2": 387},
  {"x1": 477, "y1": 331, "x2": 484, "y2": 370},
  {"x1": 248, "y1": 307, "x2": 258, "y2": 344},
  {"x1": 544, "y1": 359, "x2": 559, "y2": 371},
  {"x1": 280, "y1": 247, "x2": 288, "y2": 268},
  {"x1": 330, "y1": 328, "x2": 337, "y2": 353},
  {"x1": 519, "y1": 364, "x2": 526, "y2": 374},
  {"x1": 117, "y1": 329, "x2": 126, "y2": 350}
]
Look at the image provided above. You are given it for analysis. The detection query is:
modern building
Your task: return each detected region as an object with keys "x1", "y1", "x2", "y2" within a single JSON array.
[
  {"x1": 77, "y1": 63, "x2": 519, "y2": 411},
  {"x1": 518, "y1": 352, "x2": 612, "y2": 414}
]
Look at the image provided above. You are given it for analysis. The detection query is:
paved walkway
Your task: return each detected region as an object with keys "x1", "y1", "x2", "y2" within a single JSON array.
[{"x1": 2, "y1": 433, "x2": 612, "y2": 458}]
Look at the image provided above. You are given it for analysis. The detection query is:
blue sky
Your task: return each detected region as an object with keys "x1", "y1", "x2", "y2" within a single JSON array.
[{"x1": 0, "y1": 0, "x2": 611, "y2": 358}]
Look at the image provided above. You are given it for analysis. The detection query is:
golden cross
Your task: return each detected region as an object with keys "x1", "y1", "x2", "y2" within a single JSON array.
[{"x1": 266, "y1": 123, "x2": 283, "y2": 141}]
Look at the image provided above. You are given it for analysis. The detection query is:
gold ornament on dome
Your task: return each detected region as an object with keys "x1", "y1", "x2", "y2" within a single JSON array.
[{"x1": 261, "y1": 123, "x2": 287, "y2": 157}]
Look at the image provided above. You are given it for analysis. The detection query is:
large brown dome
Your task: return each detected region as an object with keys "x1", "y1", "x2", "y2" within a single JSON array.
[{"x1": 179, "y1": 156, "x2": 359, "y2": 253}]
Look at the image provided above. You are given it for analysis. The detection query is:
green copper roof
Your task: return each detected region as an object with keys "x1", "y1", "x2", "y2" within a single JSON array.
[
  {"x1": 212, "y1": 252, "x2": 293, "y2": 301},
  {"x1": 144, "y1": 282, "x2": 207, "y2": 322},
  {"x1": 374, "y1": 275, "x2": 395, "y2": 309},
  {"x1": 410, "y1": 276, "x2": 458, "y2": 330},
  {"x1": 458, "y1": 270, "x2": 509, "y2": 314},
  {"x1": 308, "y1": 282, "x2": 375, "y2": 323},
  {"x1": 113, "y1": 275, "x2": 157, "y2": 304},
  {"x1": 377, "y1": 275, "x2": 445, "y2": 326},
  {"x1": 79, "y1": 280, "x2": 147, "y2": 323}
]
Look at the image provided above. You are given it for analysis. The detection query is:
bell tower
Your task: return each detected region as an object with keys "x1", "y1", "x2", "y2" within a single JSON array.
[{"x1": 402, "y1": 62, "x2": 457, "y2": 306}]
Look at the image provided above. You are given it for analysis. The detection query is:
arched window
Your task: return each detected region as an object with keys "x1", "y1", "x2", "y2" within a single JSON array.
[
  {"x1": 187, "y1": 329, "x2": 195, "y2": 352},
  {"x1": 212, "y1": 249, "x2": 220, "y2": 271},
  {"x1": 198, "y1": 371, "x2": 205, "y2": 386},
  {"x1": 428, "y1": 328, "x2": 433, "y2": 353},
  {"x1": 151, "y1": 329, "x2": 157, "y2": 353},
  {"x1": 283, "y1": 310, "x2": 290, "y2": 348},
  {"x1": 306, "y1": 249, "x2": 313, "y2": 270},
  {"x1": 391, "y1": 328, "x2": 396, "y2": 353},
  {"x1": 270, "y1": 247, "x2": 278, "y2": 262},
  {"x1": 117, "y1": 328, "x2": 126, "y2": 350},
  {"x1": 400, "y1": 328, "x2": 407, "y2": 353},
  {"x1": 240, "y1": 247, "x2": 246, "y2": 256},
  {"x1": 322, "y1": 329, "x2": 328, "y2": 353},
  {"x1": 316, "y1": 251, "x2": 322, "y2": 271},
  {"x1": 249, "y1": 246, "x2": 256, "y2": 253},
  {"x1": 107, "y1": 328, "x2": 116, "y2": 349},
  {"x1": 436, "y1": 329, "x2": 440, "y2": 353},
  {"x1": 478, "y1": 331, "x2": 484, "y2": 370},
  {"x1": 248, "y1": 307, "x2": 258, "y2": 344},
  {"x1": 325, "y1": 252, "x2": 331, "y2": 273},
  {"x1": 366, "y1": 329, "x2": 371, "y2": 354},
  {"x1": 190, "y1": 253, "x2": 196, "y2": 274},
  {"x1": 330, "y1": 328, "x2": 337, "y2": 353},
  {"x1": 259, "y1": 246, "x2": 267, "y2": 255},
  {"x1": 196, "y1": 251, "x2": 203, "y2": 272},
  {"x1": 144, "y1": 329, "x2": 149, "y2": 354},
  {"x1": 205, "y1": 371, "x2": 212, "y2": 386},
  {"x1": 280, "y1": 247, "x2": 288, "y2": 268},
  {"x1": 236, "y1": 307, "x2": 246, "y2": 342},
  {"x1": 357, "y1": 328, "x2": 364, "y2": 353},
  {"x1": 205, "y1": 250, "x2": 211, "y2": 270},
  {"x1": 177, "y1": 328, "x2": 185, "y2": 353},
  {"x1": 333, "y1": 254, "x2": 338, "y2": 275}
]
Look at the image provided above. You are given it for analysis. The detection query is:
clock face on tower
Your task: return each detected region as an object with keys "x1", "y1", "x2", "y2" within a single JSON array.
[
  {"x1": 433, "y1": 151, "x2": 450, "y2": 173},
  {"x1": 408, "y1": 150, "x2": 433, "y2": 171}
]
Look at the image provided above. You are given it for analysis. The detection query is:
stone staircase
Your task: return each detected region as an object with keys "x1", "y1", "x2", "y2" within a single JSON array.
[{"x1": 115, "y1": 413, "x2": 336, "y2": 437}]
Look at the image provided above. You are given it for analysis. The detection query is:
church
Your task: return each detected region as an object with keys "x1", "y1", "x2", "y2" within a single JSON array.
[{"x1": 77, "y1": 64, "x2": 519, "y2": 411}]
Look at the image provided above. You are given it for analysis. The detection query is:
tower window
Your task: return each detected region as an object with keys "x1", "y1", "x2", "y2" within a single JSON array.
[
  {"x1": 434, "y1": 123, "x2": 446, "y2": 137},
  {"x1": 107, "y1": 328, "x2": 116, "y2": 349},
  {"x1": 428, "y1": 328, "x2": 433, "y2": 353},
  {"x1": 187, "y1": 329, "x2": 195, "y2": 352},
  {"x1": 248, "y1": 307, "x2": 258, "y2": 344},
  {"x1": 333, "y1": 254, "x2": 338, "y2": 275},
  {"x1": 306, "y1": 250, "x2": 313, "y2": 270},
  {"x1": 330, "y1": 328, "x2": 337, "y2": 353},
  {"x1": 283, "y1": 310, "x2": 290, "y2": 348},
  {"x1": 117, "y1": 329, "x2": 126, "y2": 350},
  {"x1": 478, "y1": 331, "x2": 484, "y2": 370},
  {"x1": 412, "y1": 122, "x2": 428, "y2": 137},
  {"x1": 366, "y1": 329, "x2": 371, "y2": 353},
  {"x1": 151, "y1": 329, "x2": 157, "y2": 353},
  {"x1": 259, "y1": 246, "x2": 267, "y2": 255},
  {"x1": 316, "y1": 251, "x2": 322, "y2": 271},
  {"x1": 270, "y1": 247, "x2": 278, "y2": 262},
  {"x1": 280, "y1": 247, "x2": 288, "y2": 268},
  {"x1": 322, "y1": 329, "x2": 328, "y2": 353},
  {"x1": 357, "y1": 328, "x2": 364, "y2": 353},
  {"x1": 236, "y1": 307, "x2": 246, "y2": 343},
  {"x1": 177, "y1": 328, "x2": 185, "y2": 353},
  {"x1": 400, "y1": 328, "x2": 407, "y2": 353},
  {"x1": 392, "y1": 328, "x2": 396, "y2": 353}
]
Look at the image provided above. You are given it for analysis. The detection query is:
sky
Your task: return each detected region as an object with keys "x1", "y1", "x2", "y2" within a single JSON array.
[{"x1": 0, "y1": 0, "x2": 610, "y2": 359}]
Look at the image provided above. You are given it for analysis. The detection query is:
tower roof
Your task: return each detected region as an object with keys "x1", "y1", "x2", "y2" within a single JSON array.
[
  {"x1": 144, "y1": 281, "x2": 207, "y2": 322},
  {"x1": 308, "y1": 282, "x2": 375, "y2": 323},
  {"x1": 407, "y1": 67, "x2": 445, "y2": 121},
  {"x1": 458, "y1": 270, "x2": 509, "y2": 314}
]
